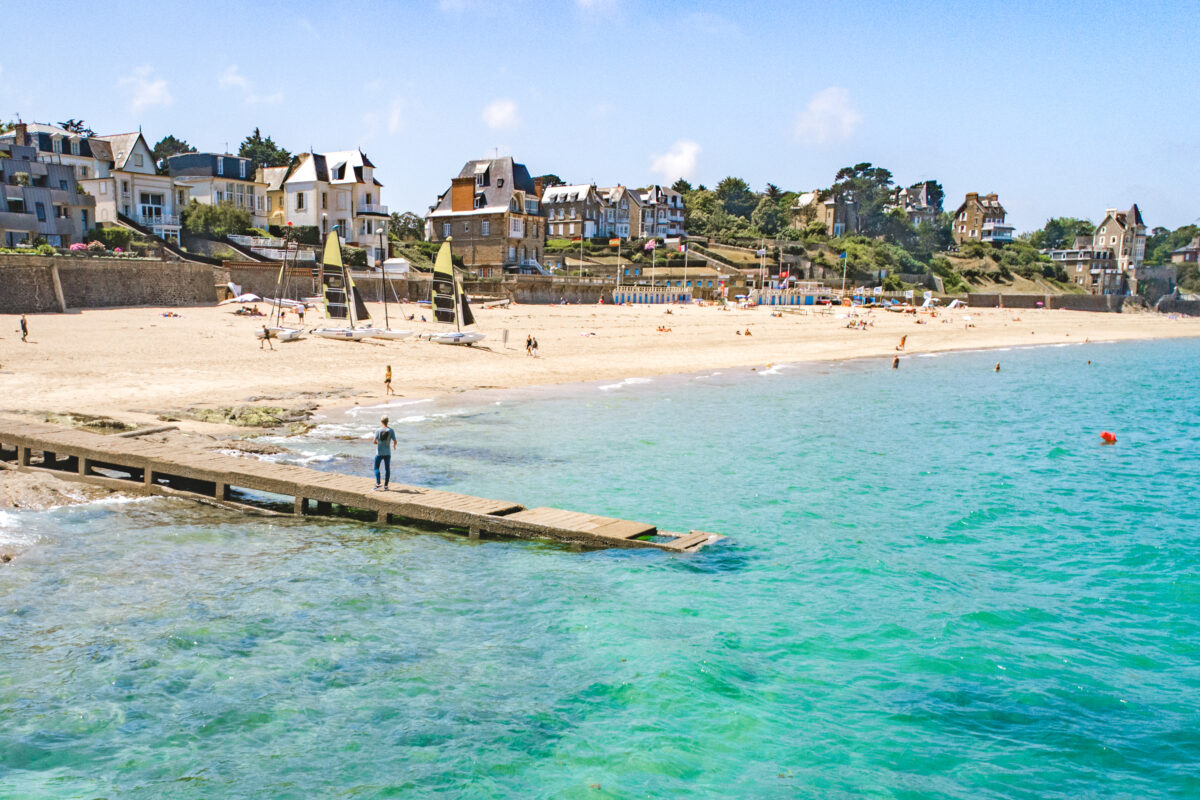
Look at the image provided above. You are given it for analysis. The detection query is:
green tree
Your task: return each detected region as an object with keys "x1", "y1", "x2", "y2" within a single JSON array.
[
  {"x1": 1144, "y1": 224, "x2": 1199, "y2": 265},
  {"x1": 750, "y1": 196, "x2": 787, "y2": 235},
  {"x1": 715, "y1": 176, "x2": 756, "y2": 219},
  {"x1": 907, "y1": 179, "x2": 944, "y2": 211},
  {"x1": 57, "y1": 118, "x2": 95, "y2": 136},
  {"x1": 537, "y1": 173, "x2": 565, "y2": 188},
  {"x1": 1027, "y1": 217, "x2": 1094, "y2": 249},
  {"x1": 824, "y1": 163, "x2": 895, "y2": 236},
  {"x1": 181, "y1": 200, "x2": 252, "y2": 238},
  {"x1": 238, "y1": 128, "x2": 292, "y2": 168},
  {"x1": 670, "y1": 178, "x2": 693, "y2": 194},
  {"x1": 763, "y1": 183, "x2": 783, "y2": 202},
  {"x1": 152, "y1": 134, "x2": 196, "y2": 164},
  {"x1": 389, "y1": 211, "x2": 425, "y2": 241}
]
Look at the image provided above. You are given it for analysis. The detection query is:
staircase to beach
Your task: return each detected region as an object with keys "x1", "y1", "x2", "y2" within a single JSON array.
[{"x1": 114, "y1": 213, "x2": 222, "y2": 266}]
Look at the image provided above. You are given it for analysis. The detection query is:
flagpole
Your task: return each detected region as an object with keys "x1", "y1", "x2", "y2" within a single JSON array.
[
  {"x1": 615, "y1": 239, "x2": 621, "y2": 290},
  {"x1": 683, "y1": 241, "x2": 688, "y2": 301}
]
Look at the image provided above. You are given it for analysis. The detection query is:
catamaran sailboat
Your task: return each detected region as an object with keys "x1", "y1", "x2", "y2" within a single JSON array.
[
  {"x1": 312, "y1": 229, "x2": 381, "y2": 341},
  {"x1": 255, "y1": 239, "x2": 305, "y2": 343},
  {"x1": 369, "y1": 249, "x2": 413, "y2": 341},
  {"x1": 428, "y1": 240, "x2": 485, "y2": 345}
]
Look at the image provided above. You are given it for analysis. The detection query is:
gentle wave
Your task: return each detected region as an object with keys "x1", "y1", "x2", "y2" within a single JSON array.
[
  {"x1": 598, "y1": 377, "x2": 653, "y2": 391},
  {"x1": 346, "y1": 398, "x2": 433, "y2": 417}
]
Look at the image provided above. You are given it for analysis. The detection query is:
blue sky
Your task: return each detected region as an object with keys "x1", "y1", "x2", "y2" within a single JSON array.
[{"x1": 2, "y1": 0, "x2": 1197, "y2": 232}]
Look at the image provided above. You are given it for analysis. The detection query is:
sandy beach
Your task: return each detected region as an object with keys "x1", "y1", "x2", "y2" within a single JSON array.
[{"x1": 0, "y1": 301, "x2": 1198, "y2": 432}]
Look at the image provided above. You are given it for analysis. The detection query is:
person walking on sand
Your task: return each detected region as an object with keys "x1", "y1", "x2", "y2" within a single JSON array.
[
  {"x1": 531, "y1": 337, "x2": 539, "y2": 357},
  {"x1": 525, "y1": 334, "x2": 533, "y2": 356},
  {"x1": 19, "y1": 315, "x2": 28, "y2": 343},
  {"x1": 373, "y1": 416, "x2": 397, "y2": 491},
  {"x1": 896, "y1": 334, "x2": 907, "y2": 352},
  {"x1": 385, "y1": 364, "x2": 394, "y2": 396},
  {"x1": 260, "y1": 325, "x2": 274, "y2": 350}
]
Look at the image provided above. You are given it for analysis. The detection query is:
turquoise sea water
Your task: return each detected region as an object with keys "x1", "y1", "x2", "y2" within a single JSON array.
[{"x1": 3, "y1": 339, "x2": 1200, "y2": 798}]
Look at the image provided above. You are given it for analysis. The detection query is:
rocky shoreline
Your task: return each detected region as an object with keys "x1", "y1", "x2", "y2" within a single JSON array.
[{"x1": 0, "y1": 407, "x2": 312, "y2": 564}]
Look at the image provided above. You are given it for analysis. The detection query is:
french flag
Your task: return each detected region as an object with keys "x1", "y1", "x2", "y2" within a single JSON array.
[{"x1": 678, "y1": 243, "x2": 687, "y2": 253}]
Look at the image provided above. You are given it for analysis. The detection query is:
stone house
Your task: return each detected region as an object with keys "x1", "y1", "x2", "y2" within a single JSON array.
[
  {"x1": 952, "y1": 192, "x2": 1011, "y2": 244},
  {"x1": 639, "y1": 185, "x2": 685, "y2": 239},
  {"x1": 1046, "y1": 235, "x2": 1122, "y2": 294},
  {"x1": 1171, "y1": 236, "x2": 1200, "y2": 264},
  {"x1": 542, "y1": 184, "x2": 607, "y2": 240},
  {"x1": 425, "y1": 156, "x2": 546, "y2": 277},
  {"x1": 598, "y1": 186, "x2": 642, "y2": 240},
  {"x1": 1093, "y1": 204, "x2": 1146, "y2": 274}
]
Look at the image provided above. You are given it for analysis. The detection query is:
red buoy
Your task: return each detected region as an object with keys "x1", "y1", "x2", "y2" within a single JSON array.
[{"x1": 1100, "y1": 431, "x2": 1117, "y2": 445}]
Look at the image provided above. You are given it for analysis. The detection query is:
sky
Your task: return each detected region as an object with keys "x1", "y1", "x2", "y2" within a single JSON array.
[{"x1": 2, "y1": 0, "x2": 1197, "y2": 233}]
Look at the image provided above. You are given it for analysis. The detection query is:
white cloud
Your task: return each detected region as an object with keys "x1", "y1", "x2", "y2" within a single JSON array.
[
  {"x1": 650, "y1": 139, "x2": 701, "y2": 182},
  {"x1": 482, "y1": 98, "x2": 520, "y2": 131},
  {"x1": 219, "y1": 65, "x2": 282, "y2": 106},
  {"x1": 387, "y1": 99, "x2": 405, "y2": 135},
  {"x1": 219, "y1": 65, "x2": 249, "y2": 90},
  {"x1": 119, "y1": 65, "x2": 172, "y2": 113},
  {"x1": 793, "y1": 87, "x2": 861, "y2": 145}
]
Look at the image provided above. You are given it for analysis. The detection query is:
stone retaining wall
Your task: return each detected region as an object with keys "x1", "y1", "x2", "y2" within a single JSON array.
[
  {"x1": 1155, "y1": 298, "x2": 1200, "y2": 316},
  {"x1": 0, "y1": 254, "x2": 216, "y2": 312},
  {"x1": 967, "y1": 293, "x2": 1125, "y2": 312}
]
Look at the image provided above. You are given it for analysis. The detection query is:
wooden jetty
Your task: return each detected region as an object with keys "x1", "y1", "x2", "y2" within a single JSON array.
[{"x1": 0, "y1": 420, "x2": 723, "y2": 553}]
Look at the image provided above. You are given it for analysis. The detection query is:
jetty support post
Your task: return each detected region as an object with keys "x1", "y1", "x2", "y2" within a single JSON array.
[
  {"x1": 216, "y1": 482, "x2": 229, "y2": 502},
  {"x1": 294, "y1": 496, "x2": 307, "y2": 515},
  {"x1": 78, "y1": 456, "x2": 90, "y2": 476},
  {"x1": 18, "y1": 446, "x2": 31, "y2": 467},
  {"x1": 469, "y1": 525, "x2": 481, "y2": 540}
]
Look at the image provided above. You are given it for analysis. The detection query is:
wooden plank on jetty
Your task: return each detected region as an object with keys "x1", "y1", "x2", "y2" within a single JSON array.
[{"x1": 0, "y1": 420, "x2": 724, "y2": 553}]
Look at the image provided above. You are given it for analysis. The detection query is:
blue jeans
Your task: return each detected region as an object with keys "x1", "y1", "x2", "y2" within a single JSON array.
[{"x1": 374, "y1": 454, "x2": 391, "y2": 486}]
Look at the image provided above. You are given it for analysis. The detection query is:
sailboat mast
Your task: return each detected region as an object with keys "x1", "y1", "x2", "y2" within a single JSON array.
[{"x1": 379, "y1": 231, "x2": 389, "y2": 330}]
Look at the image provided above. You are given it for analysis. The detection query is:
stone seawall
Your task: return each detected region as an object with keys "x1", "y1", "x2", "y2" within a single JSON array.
[
  {"x1": 967, "y1": 293, "x2": 1125, "y2": 312},
  {"x1": 1155, "y1": 298, "x2": 1200, "y2": 317},
  {"x1": 0, "y1": 254, "x2": 216, "y2": 312}
]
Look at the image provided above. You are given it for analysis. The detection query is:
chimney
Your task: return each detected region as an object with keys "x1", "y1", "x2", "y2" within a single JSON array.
[
  {"x1": 533, "y1": 176, "x2": 546, "y2": 199},
  {"x1": 15, "y1": 122, "x2": 28, "y2": 147}
]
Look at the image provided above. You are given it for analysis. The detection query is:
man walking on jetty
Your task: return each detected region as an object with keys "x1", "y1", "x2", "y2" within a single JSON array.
[{"x1": 373, "y1": 416, "x2": 397, "y2": 491}]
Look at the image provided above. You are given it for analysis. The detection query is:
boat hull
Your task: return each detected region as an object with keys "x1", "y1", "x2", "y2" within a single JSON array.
[
  {"x1": 428, "y1": 332, "x2": 486, "y2": 346},
  {"x1": 369, "y1": 329, "x2": 414, "y2": 341},
  {"x1": 312, "y1": 327, "x2": 380, "y2": 341},
  {"x1": 255, "y1": 326, "x2": 304, "y2": 342}
]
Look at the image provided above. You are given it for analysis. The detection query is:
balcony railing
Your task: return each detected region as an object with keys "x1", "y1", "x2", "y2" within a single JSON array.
[
  {"x1": 252, "y1": 247, "x2": 316, "y2": 262},
  {"x1": 140, "y1": 214, "x2": 180, "y2": 227},
  {"x1": 357, "y1": 203, "x2": 389, "y2": 216}
]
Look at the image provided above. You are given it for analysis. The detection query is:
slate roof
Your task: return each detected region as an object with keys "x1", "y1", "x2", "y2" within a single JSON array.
[
  {"x1": 428, "y1": 156, "x2": 536, "y2": 216},
  {"x1": 542, "y1": 183, "x2": 596, "y2": 204},
  {"x1": 94, "y1": 132, "x2": 143, "y2": 170},
  {"x1": 259, "y1": 165, "x2": 290, "y2": 192}
]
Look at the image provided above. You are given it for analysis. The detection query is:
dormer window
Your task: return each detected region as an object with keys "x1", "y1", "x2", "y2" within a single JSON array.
[
  {"x1": 217, "y1": 157, "x2": 224, "y2": 176},
  {"x1": 475, "y1": 163, "x2": 490, "y2": 187},
  {"x1": 475, "y1": 194, "x2": 486, "y2": 209},
  {"x1": 53, "y1": 138, "x2": 62, "y2": 154},
  {"x1": 71, "y1": 140, "x2": 80, "y2": 156},
  {"x1": 239, "y1": 160, "x2": 246, "y2": 178}
]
